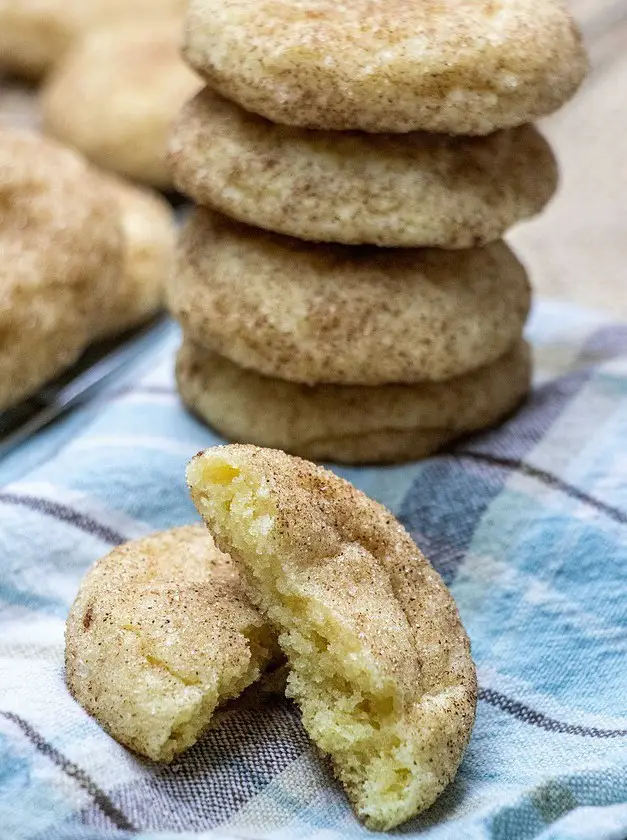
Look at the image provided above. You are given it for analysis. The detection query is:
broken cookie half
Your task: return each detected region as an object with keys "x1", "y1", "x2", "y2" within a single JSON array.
[
  {"x1": 65, "y1": 524, "x2": 278, "y2": 762},
  {"x1": 187, "y1": 444, "x2": 477, "y2": 830}
]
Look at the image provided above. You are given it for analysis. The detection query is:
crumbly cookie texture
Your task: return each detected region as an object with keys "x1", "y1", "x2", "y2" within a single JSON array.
[
  {"x1": 0, "y1": 128, "x2": 122, "y2": 410},
  {"x1": 170, "y1": 88, "x2": 558, "y2": 248},
  {"x1": 169, "y1": 208, "x2": 531, "y2": 386},
  {"x1": 188, "y1": 446, "x2": 477, "y2": 830},
  {"x1": 65, "y1": 525, "x2": 278, "y2": 762},
  {"x1": 42, "y1": 22, "x2": 201, "y2": 187},
  {"x1": 176, "y1": 339, "x2": 531, "y2": 464},
  {"x1": 183, "y1": 0, "x2": 588, "y2": 134}
]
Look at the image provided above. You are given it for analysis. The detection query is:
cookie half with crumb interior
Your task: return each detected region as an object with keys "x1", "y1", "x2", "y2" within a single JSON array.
[
  {"x1": 176, "y1": 339, "x2": 531, "y2": 464},
  {"x1": 66, "y1": 525, "x2": 279, "y2": 762},
  {"x1": 188, "y1": 445, "x2": 477, "y2": 829},
  {"x1": 170, "y1": 88, "x2": 558, "y2": 248}
]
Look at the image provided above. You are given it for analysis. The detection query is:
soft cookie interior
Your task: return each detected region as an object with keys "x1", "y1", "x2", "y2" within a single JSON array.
[{"x1": 188, "y1": 447, "x2": 476, "y2": 830}]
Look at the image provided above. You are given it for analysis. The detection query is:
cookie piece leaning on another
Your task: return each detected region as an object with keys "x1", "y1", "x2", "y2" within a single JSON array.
[
  {"x1": 176, "y1": 339, "x2": 531, "y2": 464},
  {"x1": 183, "y1": 0, "x2": 588, "y2": 134},
  {"x1": 171, "y1": 88, "x2": 558, "y2": 249},
  {"x1": 41, "y1": 22, "x2": 201, "y2": 188},
  {"x1": 169, "y1": 209, "x2": 531, "y2": 386},
  {"x1": 188, "y1": 445, "x2": 477, "y2": 830},
  {"x1": 95, "y1": 176, "x2": 175, "y2": 339},
  {"x1": 0, "y1": 128, "x2": 122, "y2": 411},
  {"x1": 66, "y1": 525, "x2": 279, "y2": 763}
]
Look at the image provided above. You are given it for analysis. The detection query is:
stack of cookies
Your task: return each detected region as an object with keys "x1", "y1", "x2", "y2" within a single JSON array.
[{"x1": 168, "y1": 0, "x2": 588, "y2": 465}]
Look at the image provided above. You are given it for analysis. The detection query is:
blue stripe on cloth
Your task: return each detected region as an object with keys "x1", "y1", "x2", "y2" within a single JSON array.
[{"x1": 0, "y1": 301, "x2": 626, "y2": 840}]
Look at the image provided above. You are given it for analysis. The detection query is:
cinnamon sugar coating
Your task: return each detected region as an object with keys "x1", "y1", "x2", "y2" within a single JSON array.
[
  {"x1": 170, "y1": 88, "x2": 558, "y2": 248},
  {"x1": 176, "y1": 339, "x2": 531, "y2": 464},
  {"x1": 183, "y1": 0, "x2": 588, "y2": 134},
  {"x1": 169, "y1": 209, "x2": 531, "y2": 386},
  {"x1": 65, "y1": 525, "x2": 278, "y2": 762}
]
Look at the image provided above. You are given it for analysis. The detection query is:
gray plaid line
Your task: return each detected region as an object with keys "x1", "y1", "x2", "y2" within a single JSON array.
[
  {"x1": 0, "y1": 711, "x2": 135, "y2": 832},
  {"x1": 455, "y1": 452, "x2": 627, "y2": 526},
  {"x1": 479, "y1": 689, "x2": 627, "y2": 738},
  {"x1": 0, "y1": 493, "x2": 126, "y2": 544}
]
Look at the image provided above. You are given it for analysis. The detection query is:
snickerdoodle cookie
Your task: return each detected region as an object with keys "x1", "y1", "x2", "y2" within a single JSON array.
[
  {"x1": 42, "y1": 23, "x2": 201, "y2": 187},
  {"x1": 170, "y1": 88, "x2": 558, "y2": 248},
  {"x1": 169, "y1": 209, "x2": 531, "y2": 385},
  {"x1": 183, "y1": 0, "x2": 587, "y2": 134},
  {"x1": 176, "y1": 340, "x2": 531, "y2": 464},
  {"x1": 0, "y1": 129, "x2": 121, "y2": 410},
  {"x1": 0, "y1": 0, "x2": 188, "y2": 80},
  {"x1": 187, "y1": 445, "x2": 477, "y2": 829},
  {"x1": 66, "y1": 525, "x2": 278, "y2": 762},
  {"x1": 95, "y1": 177, "x2": 174, "y2": 338}
]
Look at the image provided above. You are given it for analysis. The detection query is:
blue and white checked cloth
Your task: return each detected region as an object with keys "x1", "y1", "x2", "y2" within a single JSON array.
[{"x1": 1, "y1": 299, "x2": 626, "y2": 840}]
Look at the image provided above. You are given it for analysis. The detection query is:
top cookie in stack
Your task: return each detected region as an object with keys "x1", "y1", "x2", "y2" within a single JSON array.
[{"x1": 168, "y1": 0, "x2": 588, "y2": 467}]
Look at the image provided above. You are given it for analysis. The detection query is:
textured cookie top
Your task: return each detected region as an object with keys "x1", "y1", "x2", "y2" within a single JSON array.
[
  {"x1": 183, "y1": 0, "x2": 588, "y2": 133},
  {"x1": 66, "y1": 525, "x2": 277, "y2": 762},
  {"x1": 169, "y1": 209, "x2": 531, "y2": 385},
  {"x1": 42, "y1": 23, "x2": 201, "y2": 187},
  {"x1": 176, "y1": 339, "x2": 531, "y2": 464},
  {"x1": 0, "y1": 128, "x2": 122, "y2": 408},
  {"x1": 188, "y1": 445, "x2": 477, "y2": 828},
  {"x1": 171, "y1": 88, "x2": 558, "y2": 248}
]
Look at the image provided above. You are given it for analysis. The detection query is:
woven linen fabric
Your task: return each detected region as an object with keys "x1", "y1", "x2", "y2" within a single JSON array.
[{"x1": 0, "y1": 299, "x2": 626, "y2": 840}]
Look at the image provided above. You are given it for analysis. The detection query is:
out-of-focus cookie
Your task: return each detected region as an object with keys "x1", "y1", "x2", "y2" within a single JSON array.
[
  {"x1": 176, "y1": 340, "x2": 531, "y2": 464},
  {"x1": 169, "y1": 209, "x2": 531, "y2": 386},
  {"x1": 66, "y1": 525, "x2": 278, "y2": 763},
  {"x1": 0, "y1": 0, "x2": 188, "y2": 80},
  {"x1": 171, "y1": 89, "x2": 558, "y2": 248},
  {"x1": 42, "y1": 23, "x2": 201, "y2": 187},
  {"x1": 95, "y1": 177, "x2": 174, "y2": 338},
  {"x1": 187, "y1": 445, "x2": 477, "y2": 829},
  {"x1": 183, "y1": 0, "x2": 588, "y2": 134},
  {"x1": 0, "y1": 129, "x2": 122, "y2": 410}
]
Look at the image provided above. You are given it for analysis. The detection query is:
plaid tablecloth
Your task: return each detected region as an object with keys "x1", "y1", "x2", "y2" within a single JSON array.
[{"x1": 1, "y1": 300, "x2": 626, "y2": 840}]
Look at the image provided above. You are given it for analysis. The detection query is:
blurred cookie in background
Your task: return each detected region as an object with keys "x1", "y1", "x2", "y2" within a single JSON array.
[
  {"x1": 97, "y1": 175, "x2": 175, "y2": 339},
  {"x1": 41, "y1": 23, "x2": 201, "y2": 189},
  {"x1": 0, "y1": 129, "x2": 122, "y2": 410},
  {"x1": 0, "y1": 129, "x2": 174, "y2": 410},
  {"x1": 0, "y1": 0, "x2": 187, "y2": 80}
]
